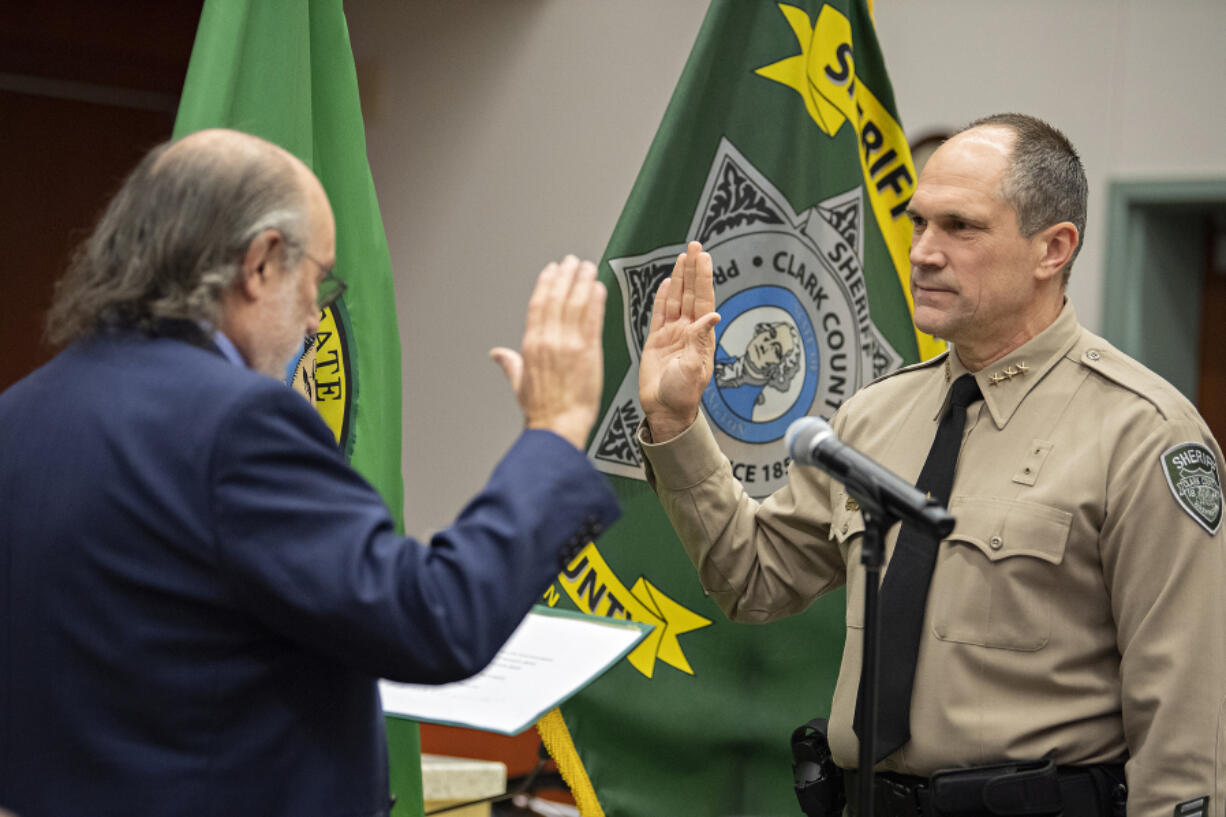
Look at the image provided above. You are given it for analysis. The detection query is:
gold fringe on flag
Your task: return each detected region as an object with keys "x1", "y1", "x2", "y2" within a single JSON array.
[{"x1": 536, "y1": 708, "x2": 605, "y2": 817}]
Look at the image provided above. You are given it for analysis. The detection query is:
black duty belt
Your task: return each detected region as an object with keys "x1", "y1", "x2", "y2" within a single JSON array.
[{"x1": 844, "y1": 760, "x2": 1127, "y2": 817}]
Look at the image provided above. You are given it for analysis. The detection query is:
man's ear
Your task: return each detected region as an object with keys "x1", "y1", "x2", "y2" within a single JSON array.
[
  {"x1": 236, "y1": 229, "x2": 285, "y2": 300},
  {"x1": 1034, "y1": 221, "x2": 1078, "y2": 284}
]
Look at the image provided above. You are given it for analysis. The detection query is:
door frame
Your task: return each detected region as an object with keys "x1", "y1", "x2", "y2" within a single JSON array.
[{"x1": 1102, "y1": 178, "x2": 1226, "y2": 400}]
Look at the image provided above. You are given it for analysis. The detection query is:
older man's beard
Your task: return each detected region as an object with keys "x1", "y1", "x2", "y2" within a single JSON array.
[{"x1": 250, "y1": 283, "x2": 314, "y2": 379}]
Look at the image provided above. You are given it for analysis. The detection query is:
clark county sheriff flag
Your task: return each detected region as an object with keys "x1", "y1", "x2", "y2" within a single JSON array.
[
  {"x1": 173, "y1": 2, "x2": 421, "y2": 815},
  {"x1": 537, "y1": 2, "x2": 940, "y2": 815}
]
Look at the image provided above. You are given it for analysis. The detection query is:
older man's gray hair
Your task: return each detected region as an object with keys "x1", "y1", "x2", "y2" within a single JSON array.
[{"x1": 46, "y1": 131, "x2": 310, "y2": 346}]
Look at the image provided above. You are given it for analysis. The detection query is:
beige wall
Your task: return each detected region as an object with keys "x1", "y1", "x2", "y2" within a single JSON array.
[
  {"x1": 345, "y1": 0, "x2": 1226, "y2": 537},
  {"x1": 347, "y1": 1, "x2": 709, "y2": 536}
]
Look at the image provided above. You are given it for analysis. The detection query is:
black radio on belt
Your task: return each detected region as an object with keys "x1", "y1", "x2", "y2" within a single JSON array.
[{"x1": 791, "y1": 717, "x2": 846, "y2": 817}]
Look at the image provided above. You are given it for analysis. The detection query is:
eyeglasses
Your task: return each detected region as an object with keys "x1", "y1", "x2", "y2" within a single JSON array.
[{"x1": 303, "y1": 252, "x2": 347, "y2": 311}]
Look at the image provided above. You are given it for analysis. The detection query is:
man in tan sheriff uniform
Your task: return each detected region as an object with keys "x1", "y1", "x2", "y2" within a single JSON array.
[{"x1": 636, "y1": 113, "x2": 1225, "y2": 816}]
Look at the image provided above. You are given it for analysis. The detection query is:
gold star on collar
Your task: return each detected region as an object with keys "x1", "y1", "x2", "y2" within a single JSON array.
[{"x1": 988, "y1": 361, "x2": 1028, "y2": 385}]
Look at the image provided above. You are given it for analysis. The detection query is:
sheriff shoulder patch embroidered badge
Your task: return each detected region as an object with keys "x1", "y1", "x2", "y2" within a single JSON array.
[{"x1": 1161, "y1": 442, "x2": 1222, "y2": 535}]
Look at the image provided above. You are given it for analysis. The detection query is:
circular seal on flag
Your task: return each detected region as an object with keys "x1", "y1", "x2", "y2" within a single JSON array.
[
  {"x1": 703, "y1": 286, "x2": 818, "y2": 443},
  {"x1": 289, "y1": 302, "x2": 354, "y2": 451},
  {"x1": 697, "y1": 230, "x2": 876, "y2": 498}
]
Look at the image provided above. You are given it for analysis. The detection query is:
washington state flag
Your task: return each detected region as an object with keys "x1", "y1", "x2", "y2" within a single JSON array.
[
  {"x1": 174, "y1": 2, "x2": 421, "y2": 815},
  {"x1": 536, "y1": 2, "x2": 937, "y2": 815}
]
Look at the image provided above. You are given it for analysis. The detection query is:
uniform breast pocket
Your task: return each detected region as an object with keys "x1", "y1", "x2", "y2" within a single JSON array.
[
  {"x1": 830, "y1": 494, "x2": 867, "y2": 629},
  {"x1": 931, "y1": 496, "x2": 1072, "y2": 651}
]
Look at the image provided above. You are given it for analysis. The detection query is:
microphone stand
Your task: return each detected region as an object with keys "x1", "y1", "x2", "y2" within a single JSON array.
[
  {"x1": 842, "y1": 487, "x2": 951, "y2": 817},
  {"x1": 784, "y1": 416, "x2": 955, "y2": 816},
  {"x1": 853, "y1": 503, "x2": 894, "y2": 817}
]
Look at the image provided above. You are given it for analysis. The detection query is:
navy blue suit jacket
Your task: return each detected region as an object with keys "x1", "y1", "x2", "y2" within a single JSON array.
[{"x1": 0, "y1": 331, "x2": 619, "y2": 817}]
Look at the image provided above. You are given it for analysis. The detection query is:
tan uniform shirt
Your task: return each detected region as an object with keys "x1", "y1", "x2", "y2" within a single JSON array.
[{"x1": 640, "y1": 304, "x2": 1225, "y2": 815}]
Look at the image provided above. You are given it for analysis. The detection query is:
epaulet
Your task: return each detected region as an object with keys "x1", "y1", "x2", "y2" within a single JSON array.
[
  {"x1": 862, "y1": 350, "x2": 949, "y2": 391},
  {"x1": 1071, "y1": 331, "x2": 1195, "y2": 424}
]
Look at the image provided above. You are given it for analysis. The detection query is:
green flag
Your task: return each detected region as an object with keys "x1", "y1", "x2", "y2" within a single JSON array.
[
  {"x1": 538, "y1": 2, "x2": 937, "y2": 814},
  {"x1": 173, "y1": 2, "x2": 420, "y2": 815}
]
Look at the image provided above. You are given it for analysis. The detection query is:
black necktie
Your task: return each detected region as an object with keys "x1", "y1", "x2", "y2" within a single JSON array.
[{"x1": 853, "y1": 372, "x2": 982, "y2": 763}]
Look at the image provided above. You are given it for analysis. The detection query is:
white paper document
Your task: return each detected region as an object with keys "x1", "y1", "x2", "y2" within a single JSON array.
[{"x1": 380, "y1": 606, "x2": 651, "y2": 735}]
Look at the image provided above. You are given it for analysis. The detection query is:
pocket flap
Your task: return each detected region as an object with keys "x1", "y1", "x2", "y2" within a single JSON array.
[{"x1": 945, "y1": 496, "x2": 1072, "y2": 565}]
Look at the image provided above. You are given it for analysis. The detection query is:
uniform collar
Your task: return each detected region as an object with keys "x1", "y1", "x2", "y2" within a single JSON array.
[{"x1": 942, "y1": 300, "x2": 1082, "y2": 429}]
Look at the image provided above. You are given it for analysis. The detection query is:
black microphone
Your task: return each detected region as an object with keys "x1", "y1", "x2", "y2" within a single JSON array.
[{"x1": 785, "y1": 417, "x2": 955, "y2": 538}]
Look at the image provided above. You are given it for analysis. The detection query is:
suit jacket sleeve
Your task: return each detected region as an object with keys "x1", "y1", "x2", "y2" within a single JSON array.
[{"x1": 209, "y1": 381, "x2": 619, "y2": 684}]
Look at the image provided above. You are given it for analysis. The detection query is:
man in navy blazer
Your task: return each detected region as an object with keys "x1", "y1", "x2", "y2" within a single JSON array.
[{"x1": 0, "y1": 129, "x2": 620, "y2": 817}]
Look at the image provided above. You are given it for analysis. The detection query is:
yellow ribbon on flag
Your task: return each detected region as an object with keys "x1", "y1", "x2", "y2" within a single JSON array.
[{"x1": 757, "y1": 3, "x2": 945, "y2": 361}]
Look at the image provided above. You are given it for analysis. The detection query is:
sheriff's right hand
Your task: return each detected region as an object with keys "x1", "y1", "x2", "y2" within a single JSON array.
[{"x1": 637, "y1": 241, "x2": 720, "y2": 442}]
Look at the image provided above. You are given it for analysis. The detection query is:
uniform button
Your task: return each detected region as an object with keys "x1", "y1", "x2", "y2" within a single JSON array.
[
  {"x1": 1023, "y1": 466, "x2": 1033, "y2": 475},
  {"x1": 841, "y1": 522, "x2": 849, "y2": 534},
  {"x1": 989, "y1": 535, "x2": 1003, "y2": 550},
  {"x1": 1086, "y1": 349, "x2": 1101, "y2": 361}
]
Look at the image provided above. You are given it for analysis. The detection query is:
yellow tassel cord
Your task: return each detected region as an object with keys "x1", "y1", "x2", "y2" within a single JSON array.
[{"x1": 536, "y1": 708, "x2": 605, "y2": 817}]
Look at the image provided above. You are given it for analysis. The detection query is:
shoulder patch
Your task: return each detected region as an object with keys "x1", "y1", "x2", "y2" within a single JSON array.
[{"x1": 1161, "y1": 443, "x2": 1222, "y2": 534}]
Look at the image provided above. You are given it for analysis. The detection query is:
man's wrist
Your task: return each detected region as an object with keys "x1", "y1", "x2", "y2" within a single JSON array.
[
  {"x1": 526, "y1": 419, "x2": 589, "y2": 452},
  {"x1": 644, "y1": 412, "x2": 696, "y2": 443}
]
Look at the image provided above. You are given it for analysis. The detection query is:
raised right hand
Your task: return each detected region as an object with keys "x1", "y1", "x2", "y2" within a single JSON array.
[
  {"x1": 638, "y1": 241, "x2": 720, "y2": 442},
  {"x1": 490, "y1": 255, "x2": 607, "y2": 451}
]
